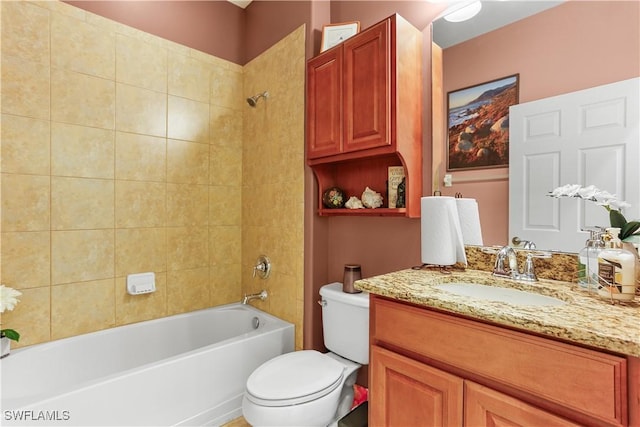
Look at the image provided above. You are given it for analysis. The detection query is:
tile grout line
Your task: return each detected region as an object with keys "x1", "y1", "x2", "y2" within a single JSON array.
[
  {"x1": 48, "y1": 4, "x2": 53, "y2": 343},
  {"x1": 113, "y1": 24, "x2": 117, "y2": 328}
]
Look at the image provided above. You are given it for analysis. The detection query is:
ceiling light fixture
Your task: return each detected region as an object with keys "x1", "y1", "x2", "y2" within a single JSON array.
[{"x1": 443, "y1": 1, "x2": 483, "y2": 23}]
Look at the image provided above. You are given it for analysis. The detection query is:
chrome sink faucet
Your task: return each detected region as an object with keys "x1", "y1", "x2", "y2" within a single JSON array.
[
  {"x1": 492, "y1": 245, "x2": 551, "y2": 282},
  {"x1": 493, "y1": 246, "x2": 519, "y2": 279}
]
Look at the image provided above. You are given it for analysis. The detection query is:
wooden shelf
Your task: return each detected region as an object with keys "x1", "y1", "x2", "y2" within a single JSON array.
[
  {"x1": 318, "y1": 207, "x2": 407, "y2": 217},
  {"x1": 312, "y1": 153, "x2": 408, "y2": 215}
]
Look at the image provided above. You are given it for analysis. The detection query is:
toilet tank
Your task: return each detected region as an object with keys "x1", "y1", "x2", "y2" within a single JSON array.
[{"x1": 319, "y1": 282, "x2": 370, "y2": 364}]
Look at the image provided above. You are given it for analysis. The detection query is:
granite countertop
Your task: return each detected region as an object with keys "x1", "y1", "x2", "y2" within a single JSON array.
[{"x1": 355, "y1": 268, "x2": 640, "y2": 358}]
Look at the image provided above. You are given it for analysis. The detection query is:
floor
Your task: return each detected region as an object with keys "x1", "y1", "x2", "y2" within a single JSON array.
[
  {"x1": 222, "y1": 416, "x2": 251, "y2": 427},
  {"x1": 221, "y1": 402, "x2": 369, "y2": 427}
]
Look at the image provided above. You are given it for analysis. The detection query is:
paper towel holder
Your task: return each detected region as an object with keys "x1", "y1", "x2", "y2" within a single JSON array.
[
  {"x1": 432, "y1": 191, "x2": 464, "y2": 198},
  {"x1": 418, "y1": 195, "x2": 475, "y2": 273}
]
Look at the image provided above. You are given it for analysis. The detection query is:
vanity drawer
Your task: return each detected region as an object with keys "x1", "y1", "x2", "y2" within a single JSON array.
[{"x1": 372, "y1": 297, "x2": 627, "y2": 426}]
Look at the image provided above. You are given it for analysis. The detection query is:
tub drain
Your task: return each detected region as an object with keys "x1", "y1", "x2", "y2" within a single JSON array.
[{"x1": 252, "y1": 316, "x2": 260, "y2": 329}]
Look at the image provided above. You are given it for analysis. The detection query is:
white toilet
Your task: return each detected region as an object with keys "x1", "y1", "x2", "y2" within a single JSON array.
[{"x1": 242, "y1": 282, "x2": 370, "y2": 427}]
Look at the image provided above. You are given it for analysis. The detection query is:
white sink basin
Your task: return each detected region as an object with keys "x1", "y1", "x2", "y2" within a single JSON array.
[{"x1": 434, "y1": 283, "x2": 566, "y2": 307}]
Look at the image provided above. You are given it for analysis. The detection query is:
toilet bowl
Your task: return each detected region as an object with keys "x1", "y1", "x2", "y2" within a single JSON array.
[
  {"x1": 242, "y1": 283, "x2": 369, "y2": 427},
  {"x1": 242, "y1": 350, "x2": 360, "y2": 426}
]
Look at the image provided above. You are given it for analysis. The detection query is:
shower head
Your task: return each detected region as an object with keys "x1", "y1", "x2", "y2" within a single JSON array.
[{"x1": 247, "y1": 91, "x2": 269, "y2": 107}]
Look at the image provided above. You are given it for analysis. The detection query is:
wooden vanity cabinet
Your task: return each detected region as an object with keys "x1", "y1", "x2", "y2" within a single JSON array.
[
  {"x1": 306, "y1": 14, "x2": 423, "y2": 217},
  {"x1": 370, "y1": 296, "x2": 635, "y2": 427}
]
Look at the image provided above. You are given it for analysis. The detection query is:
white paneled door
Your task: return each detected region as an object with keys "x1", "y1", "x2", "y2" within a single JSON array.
[{"x1": 509, "y1": 78, "x2": 639, "y2": 253}]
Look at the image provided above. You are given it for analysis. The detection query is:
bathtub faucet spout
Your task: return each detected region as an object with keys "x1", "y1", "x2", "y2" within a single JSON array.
[{"x1": 242, "y1": 290, "x2": 268, "y2": 305}]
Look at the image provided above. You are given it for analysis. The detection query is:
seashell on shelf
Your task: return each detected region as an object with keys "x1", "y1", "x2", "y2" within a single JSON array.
[
  {"x1": 361, "y1": 186, "x2": 383, "y2": 209},
  {"x1": 345, "y1": 196, "x2": 364, "y2": 209}
]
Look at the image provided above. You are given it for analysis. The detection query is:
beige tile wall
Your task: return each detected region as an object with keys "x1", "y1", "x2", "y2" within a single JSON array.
[
  {"x1": 242, "y1": 26, "x2": 306, "y2": 350},
  {"x1": 0, "y1": 0, "x2": 267, "y2": 347}
]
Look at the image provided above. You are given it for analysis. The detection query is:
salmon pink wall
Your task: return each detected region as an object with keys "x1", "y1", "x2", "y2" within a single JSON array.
[
  {"x1": 329, "y1": 1, "x2": 439, "y2": 31},
  {"x1": 244, "y1": 1, "x2": 316, "y2": 62},
  {"x1": 64, "y1": 0, "x2": 320, "y2": 65},
  {"x1": 433, "y1": 0, "x2": 640, "y2": 248},
  {"x1": 64, "y1": 1, "x2": 245, "y2": 64}
]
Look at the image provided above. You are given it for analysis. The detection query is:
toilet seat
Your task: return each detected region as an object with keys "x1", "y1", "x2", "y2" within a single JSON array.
[{"x1": 245, "y1": 350, "x2": 344, "y2": 407}]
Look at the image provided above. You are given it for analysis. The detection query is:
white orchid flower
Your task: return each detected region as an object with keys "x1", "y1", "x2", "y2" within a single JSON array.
[
  {"x1": 563, "y1": 184, "x2": 583, "y2": 197},
  {"x1": 576, "y1": 185, "x2": 599, "y2": 200},
  {"x1": 607, "y1": 199, "x2": 632, "y2": 210},
  {"x1": 549, "y1": 185, "x2": 627, "y2": 207},
  {"x1": 0, "y1": 285, "x2": 21, "y2": 313},
  {"x1": 594, "y1": 199, "x2": 615, "y2": 208},
  {"x1": 549, "y1": 184, "x2": 579, "y2": 197},
  {"x1": 548, "y1": 184, "x2": 638, "y2": 241},
  {"x1": 549, "y1": 188, "x2": 563, "y2": 197},
  {"x1": 593, "y1": 190, "x2": 617, "y2": 202}
]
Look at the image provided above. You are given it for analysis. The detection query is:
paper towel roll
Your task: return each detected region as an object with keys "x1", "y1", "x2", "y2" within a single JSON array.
[
  {"x1": 421, "y1": 197, "x2": 467, "y2": 266},
  {"x1": 456, "y1": 198, "x2": 483, "y2": 245}
]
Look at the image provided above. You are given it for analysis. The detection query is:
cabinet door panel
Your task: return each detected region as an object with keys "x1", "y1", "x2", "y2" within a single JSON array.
[
  {"x1": 343, "y1": 19, "x2": 390, "y2": 153},
  {"x1": 370, "y1": 345, "x2": 463, "y2": 427},
  {"x1": 307, "y1": 48, "x2": 342, "y2": 158},
  {"x1": 465, "y1": 381, "x2": 581, "y2": 427},
  {"x1": 372, "y1": 297, "x2": 627, "y2": 425}
]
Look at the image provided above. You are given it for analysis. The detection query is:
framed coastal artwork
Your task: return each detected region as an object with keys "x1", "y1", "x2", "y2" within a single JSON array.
[{"x1": 446, "y1": 74, "x2": 519, "y2": 171}]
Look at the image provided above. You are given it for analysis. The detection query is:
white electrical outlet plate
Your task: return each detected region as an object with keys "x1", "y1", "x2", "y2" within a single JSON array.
[{"x1": 127, "y1": 272, "x2": 156, "y2": 295}]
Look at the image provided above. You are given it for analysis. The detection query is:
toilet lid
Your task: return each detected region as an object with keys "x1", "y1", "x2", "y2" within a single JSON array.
[{"x1": 246, "y1": 350, "x2": 344, "y2": 407}]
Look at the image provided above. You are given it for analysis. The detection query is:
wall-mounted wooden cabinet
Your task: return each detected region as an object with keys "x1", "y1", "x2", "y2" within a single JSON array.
[{"x1": 306, "y1": 14, "x2": 423, "y2": 218}]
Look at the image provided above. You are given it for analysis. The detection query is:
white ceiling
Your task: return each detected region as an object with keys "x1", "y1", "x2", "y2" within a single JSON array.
[{"x1": 432, "y1": 1, "x2": 565, "y2": 49}]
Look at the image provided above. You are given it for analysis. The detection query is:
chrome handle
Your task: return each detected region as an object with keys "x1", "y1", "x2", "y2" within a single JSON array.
[
  {"x1": 527, "y1": 250, "x2": 552, "y2": 259},
  {"x1": 253, "y1": 255, "x2": 271, "y2": 279},
  {"x1": 520, "y1": 254, "x2": 538, "y2": 282},
  {"x1": 512, "y1": 236, "x2": 536, "y2": 249},
  {"x1": 317, "y1": 299, "x2": 327, "y2": 307},
  {"x1": 252, "y1": 264, "x2": 264, "y2": 277},
  {"x1": 481, "y1": 246, "x2": 501, "y2": 255},
  {"x1": 518, "y1": 251, "x2": 551, "y2": 282}
]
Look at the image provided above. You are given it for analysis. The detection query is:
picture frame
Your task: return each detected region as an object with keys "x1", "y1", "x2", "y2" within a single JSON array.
[
  {"x1": 320, "y1": 21, "x2": 360, "y2": 52},
  {"x1": 446, "y1": 74, "x2": 519, "y2": 171}
]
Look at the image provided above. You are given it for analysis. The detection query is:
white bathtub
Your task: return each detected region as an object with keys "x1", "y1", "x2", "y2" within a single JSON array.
[{"x1": 0, "y1": 303, "x2": 294, "y2": 426}]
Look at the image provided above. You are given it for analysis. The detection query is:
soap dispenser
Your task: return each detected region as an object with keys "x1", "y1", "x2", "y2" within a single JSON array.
[
  {"x1": 597, "y1": 227, "x2": 636, "y2": 301},
  {"x1": 577, "y1": 229, "x2": 604, "y2": 293}
]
